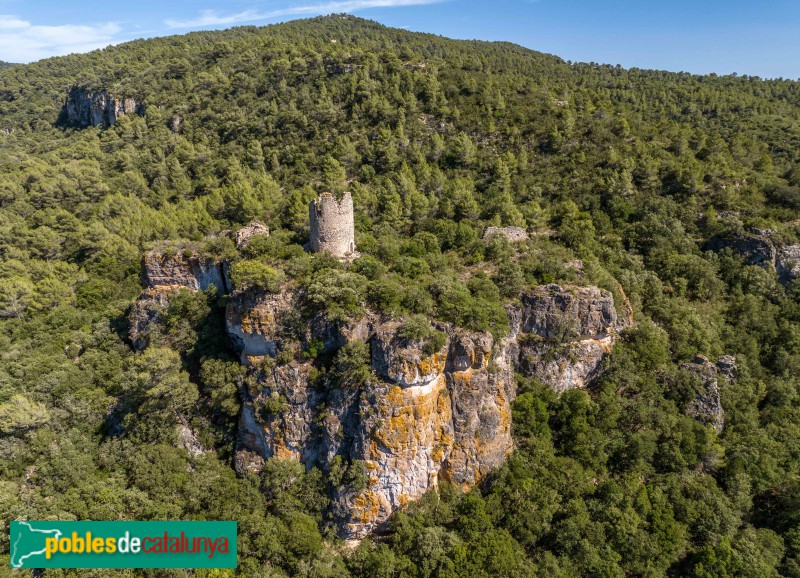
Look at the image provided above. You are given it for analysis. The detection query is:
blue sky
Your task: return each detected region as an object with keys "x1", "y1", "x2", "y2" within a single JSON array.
[{"x1": 1, "y1": 0, "x2": 799, "y2": 78}]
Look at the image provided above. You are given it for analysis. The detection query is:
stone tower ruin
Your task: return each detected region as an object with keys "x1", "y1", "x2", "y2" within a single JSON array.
[{"x1": 309, "y1": 192, "x2": 356, "y2": 258}]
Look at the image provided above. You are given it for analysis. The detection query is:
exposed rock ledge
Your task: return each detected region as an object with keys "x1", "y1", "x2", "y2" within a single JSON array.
[
  {"x1": 706, "y1": 228, "x2": 800, "y2": 286},
  {"x1": 129, "y1": 248, "x2": 630, "y2": 540},
  {"x1": 129, "y1": 248, "x2": 229, "y2": 350},
  {"x1": 483, "y1": 226, "x2": 529, "y2": 242},
  {"x1": 507, "y1": 284, "x2": 624, "y2": 392},
  {"x1": 64, "y1": 87, "x2": 144, "y2": 128},
  {"x1": 682, "y1": 354, "x2": 736, "y2": 433},
  {"x1": 227, "y1": 282, "x2": 627, "y2": 539}
]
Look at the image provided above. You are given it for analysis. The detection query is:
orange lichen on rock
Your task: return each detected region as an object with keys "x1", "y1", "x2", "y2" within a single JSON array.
[
  {"x1": 374, "y1": 375, "x2": 451, "y2": 453},
  {"x1": 351, "y1": 490, "x2": 383, "y2": 525},
  {"x1": 402, "y1": 352, "x2": 445, "y2": 383},
  {"x1": 239, "y1": 307, "x2": 276, "y2": 335}
]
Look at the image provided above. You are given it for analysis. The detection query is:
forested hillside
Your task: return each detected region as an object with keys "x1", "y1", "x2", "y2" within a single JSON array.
[{"x1": 1, "y1": 14, "x2": 800, "y2": 577}]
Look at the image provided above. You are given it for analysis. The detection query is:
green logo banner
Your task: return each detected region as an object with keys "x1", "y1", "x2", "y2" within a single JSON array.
[{"x1": 10, "y1": 521, "x2": 237, "y2": 569}]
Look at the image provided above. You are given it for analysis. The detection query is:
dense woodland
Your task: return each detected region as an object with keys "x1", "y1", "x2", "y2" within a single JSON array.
[{"x1": 1, "y1": 14, "x2": 800, "y2": 577}]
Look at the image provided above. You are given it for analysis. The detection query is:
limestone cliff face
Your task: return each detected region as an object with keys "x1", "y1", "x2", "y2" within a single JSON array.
[
  {"x1": 370, "y1": 321, "x2": 447, "y2": 387},
  {"x1": 129, "y1": 248, "x2": 229, "y2": 350},
  {"x1": 227, "y1": 281, "x2": 626, "y2": 539},
  {"x1": 707, "y1": 229, "x2": 777, "y2": 269},
  {"x1": 131, "y1": 247, "x2": 627, "y2": 540},
  {"x1": 225, "y1": 290, "x2": 291, "y2": 363},
  {"x1": 778, "y1": 245, "x2": 800, "y2": 285},
  {"x1": 142, "y1": 249, "x2": 228, "y2": 293},
  {"x1": 706, "y1": 229, "x2": 800, "y2": 287},
  {"x1": 442, "y1": 330, "x2": 513, "y2": 489},
  {"x1": 337, "y1": 370, "x2": 454, "y2": 538},
  {"x1": 226, "y1": 297, "x2": 514, "y2": 539},
  {"x1": 235, "y1": 221, "x2": 270, "y2": 249},
  {"x1": 507, "y1": 284, "x2": 625, "y2": 392},
  {"x1": 65, "y1": 87, "x2": 144, "y2": 128},
  {"x1": 682, "y1": 354, "x2": 736, "y2": 432}
]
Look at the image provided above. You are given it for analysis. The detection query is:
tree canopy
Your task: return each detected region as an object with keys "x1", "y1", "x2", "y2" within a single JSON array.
[{"x1": 1, "y1": 14, "x2": 800, "y2": 576}]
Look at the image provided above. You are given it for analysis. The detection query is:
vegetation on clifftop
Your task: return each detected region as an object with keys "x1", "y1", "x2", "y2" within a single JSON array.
[{"x1": 1, "y1": 14, "x2": 800, "y2": 576}]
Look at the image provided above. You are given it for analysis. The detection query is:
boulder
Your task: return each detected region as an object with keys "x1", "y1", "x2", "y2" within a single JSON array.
[{"x1": 235, "y1": 222, "x2": 270, "y2": 249}]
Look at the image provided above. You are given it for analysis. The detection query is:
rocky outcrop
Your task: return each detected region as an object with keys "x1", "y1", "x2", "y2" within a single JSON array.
[
  {"x1": 507, "y1": 284, "x2": 625, "y2": 392},
  {"x1": 227, "y1": 305, "x2": 515, "y2": 539},
  {"x1": 239, "y1": 362, "x2": 326, "y2": 465},
  {"x1": 707, "y1": 230, "x2": 777, "y2": 269},
  {"x1": 442, "y1": 330, "x2": 513, "y2": 489},
  {"x1": 777, "y1": 245, "x2": 800, "y2": 285},
  {"x1": 131, "y1": 241, "x2": 627, "y2": 541},
  {"x1": 336, "y1": 370, "x2": 454, "y2": 538},
  {"x1": 235, "y1": 222, "x2": 270, "y2": 249},
  {"x1": 483, "y1": 226, "x2": 529, "y2": 242},
  {"x1": 682, "y1": 354, "x2": 736, "y2": 433},
  {"x1": 370, "y1": 322, "x2": 447, "y2": 387},
  {"x1": 226, "y1": 290, "x2": 291, "y2": 364},
  {"x1": 129, "y1": 248, "x2": 229, "y2": 350},
  {"x1": 142, "y1": 249, "x2": 227, "y2": 293},
  {"x1": 706, "y1": 229, "x2": 777, "y2": 268},
  {"x1": 705, "y1": 229, "x2": 800, "y2": 287},
  {"x1": 229, "y1": 283, "x2": 624, "y2": 539},
  {"x1": 65, "y1": 87, "x2": 144, "y2": 128},
  {"x1": 128, "y1": 286, "x2": 180, "y2": 350},
  {"x1": 515, "y1": 338, "x2": 612, "y2": 393}
]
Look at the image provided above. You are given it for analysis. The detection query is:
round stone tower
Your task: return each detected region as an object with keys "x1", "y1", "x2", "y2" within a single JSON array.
[{"x1": 309, "y1": 192, "x2": 356, "y2": 258}]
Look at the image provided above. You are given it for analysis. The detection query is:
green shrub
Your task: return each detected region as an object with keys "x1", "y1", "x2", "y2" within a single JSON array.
[
  {"x1": 230, "y1": 260, "x2": 284, "y2": 292},
  {"x1": 397, "y1": 315, "x2": 447, "y2": 355}
]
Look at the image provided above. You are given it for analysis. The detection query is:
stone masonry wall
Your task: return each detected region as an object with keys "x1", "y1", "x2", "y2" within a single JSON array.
[{"x1": 309, "y1": 192, "x2": 356, "y2": 258}]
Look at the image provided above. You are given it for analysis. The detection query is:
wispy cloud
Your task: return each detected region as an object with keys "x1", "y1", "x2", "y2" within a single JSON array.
[
  {"x1": 0, "y1": 15, "x2": 122, "y2": 62},
  {"x1": 165, "y1": 0, "x2": 444, "y2": 29}
]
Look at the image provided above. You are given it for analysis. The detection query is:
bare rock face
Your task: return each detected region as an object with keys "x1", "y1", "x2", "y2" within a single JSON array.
[
  {"x1": 516, "y1": 284, "x2": 619, "y2": 340},
  {"x1": 777, "y1": 245, "x2": 800, "y2": 285},
  {"x1": 483, "y1": 226, "x2": 529, "y2": 242},
  {"x1": 508, "y1": 284, "x2": 625, "y2": 392},
  {"x1": 706, "y1": 231, "x2": 800, "y2": 287},
  {"x1": 516, "y1": 338, "x2": 613, "y2": 393},
  {"x1": 231, "y1": 314, "x2": 515, "y2": 540},
  {"x1": 131, "y1": 238, "x2": 627, "y2": 543},
  {"x1": 337, "y1": 372, "x2": 454, "y2": 538},
  {"x1": 229, "y1": 282, "x2": 627, "y2": 539},
  {"x1": 370, "y1": 322, "x2": 447, "y2": 387},
  {"x1": 235, "y1": 222, "x2": 270, "y2": 249},
  {"x1": 128, "y1": 286, "x2": 179, "y2": 350},
  {"x1": 682, "y1": 354, "x2": 735, "y2": 432},
  {"x1": 707, "y1": 230, "x2": 778, "y2": 269},
  {"x1": 129, "y1": 248, "x2": 228, "y2": 350},
  {"x1": 442, "y1": 330, "x2": 513, "y2": 489},
  {"x1": 717, "y1": 354, "x2": 737, "y2": 380},
  {"x1": 240, "y1": 362, "x2": 325, "y2": 465},
  {"x1": 65, "y1": 87, "x2": 144, "y2": 128},
  {"x1": 142, "y1": 249, "x2": 227, "y2": 293},
  {"x1": 225, "y1": 290, "x2": 291, "y2": 364}
]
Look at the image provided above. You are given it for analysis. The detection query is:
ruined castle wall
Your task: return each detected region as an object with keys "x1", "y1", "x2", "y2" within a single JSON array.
[{"x1": 309, "y1": 192, "x2": 356, "y2": 258}]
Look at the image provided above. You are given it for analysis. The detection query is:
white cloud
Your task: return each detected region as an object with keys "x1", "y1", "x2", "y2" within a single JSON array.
[
  {"x1": 0, "y1": 15, "x2": 122, "y2": 63},
  {"x1": 165, "y1": 0, "x2": 445, "y2": 29}
]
